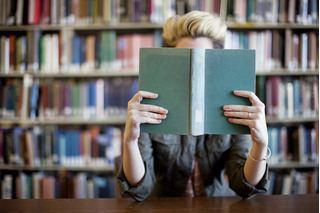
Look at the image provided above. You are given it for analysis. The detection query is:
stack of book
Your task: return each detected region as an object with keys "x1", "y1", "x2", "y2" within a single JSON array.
[
  {"x1": 180, "y1": 0, "x2": 318, "y2": 24},
  {"x1": 261, "y1": 76, "x2": 318, "y2": 119},
  {"x1": 0, "y1": 77, "x2": 138, "y2": 120},
  {"x1": 268, "y1": 124, "x2": 319, "y2": 164},
  {"x1": 0, "y1": 0, "x2": 176, "y2": 26},
  {"x1": 0, "y1": 126, "x2": 122, "y2": 168},
  {"x1": 0, "y1": 32, "x2": 158, "y2": 74},
  {"x1": 1, "y1": 172, "x2": 116, "y2": 199},
  {"x1": 225, "y1": 30, "x2": 318, "y2": 72},
  {"x1": 268, "y1": 170, "x2": 318, "y2": 195}
]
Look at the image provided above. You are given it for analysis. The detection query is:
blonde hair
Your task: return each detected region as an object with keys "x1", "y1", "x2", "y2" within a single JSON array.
[{"x1": 162, "y1": 11, "x2": 227, "y2": 48}]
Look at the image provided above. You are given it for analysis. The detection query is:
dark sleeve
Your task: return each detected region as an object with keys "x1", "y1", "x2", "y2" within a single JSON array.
[
  {"x1": 226, "y1": 134, "x2": 270, "y2": 199},
  {"x1": 116, "y1": 133, "x2": 156, "y2": 201}
]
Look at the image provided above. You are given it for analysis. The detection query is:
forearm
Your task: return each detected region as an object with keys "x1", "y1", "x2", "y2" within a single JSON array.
[
  {"x1": 243, "y1": 143, "x2": 268, "y2": 186},
  {"x1": 123, "y1": 139, "x2": 146, "y2": 186}
]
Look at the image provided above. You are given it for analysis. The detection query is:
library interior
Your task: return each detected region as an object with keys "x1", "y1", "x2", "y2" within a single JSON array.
[{"x1": 0, "y1": 0, "x2": 318, "y2": 207}]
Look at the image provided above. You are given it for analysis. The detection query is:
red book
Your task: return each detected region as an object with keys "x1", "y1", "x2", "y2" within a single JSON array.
[
  {"x1": 41, "y1": 0, "x2": 51, "y2": 25},
  {"x1": 34, "y1": 0, "x2": 41, "y2": 25},
  {"x1": 9, "y1": 35, "x2": 16, "y2": 71},
  {"x1": 41, "y1": 176, "x2": 55, "y2": 199}
]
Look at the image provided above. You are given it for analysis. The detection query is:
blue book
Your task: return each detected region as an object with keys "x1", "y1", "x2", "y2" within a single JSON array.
[
  {"x1": 74, "y1": 131, "x2": 80, "y2": 164},
  {"x1": 89, "y1": 81, "x2": 96, "y2": 118},
  {"x1": 32, "y1": 127, "x2": 41, "y2": 166},
  {"x1": 30, "y1": 82, "x2": 39, "y2": 119},
  {"x1": 103, "y1": 79, "x2": 110, "y2": 113},
  {"x1": 80, "y1": 36, "x2": 86, "y2": 66},
  {"x1": 66, "y1": 131, "x2": 72, "y2": 166},
  {"x1": 293, "y1": 79, "x2": 301, "y2": 116},
  {"x1": 58, "y1": 130, "x2": 66, "y2": 166},
  {"x1": 73, "y1": 36, "x2": 81, "y2": 67},
  {"x1": 12, "y1": 127, "x2": 23, "y2": 165},
  {"x1": 311, "y1": 0, "x2": 318, "y2": 24},
  {"x1": 52, "y1": 128, "x2": 60, "y2": 165}
]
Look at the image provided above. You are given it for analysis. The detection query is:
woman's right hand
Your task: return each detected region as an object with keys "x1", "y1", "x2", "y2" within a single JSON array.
[{"x1": 124, "y1": 91, "x2": 168, "y2": 144}]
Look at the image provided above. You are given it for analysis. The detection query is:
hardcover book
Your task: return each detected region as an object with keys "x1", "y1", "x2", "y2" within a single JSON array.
[{"x1": 139, "y1": 48, "x2": 256, "y2": 135}]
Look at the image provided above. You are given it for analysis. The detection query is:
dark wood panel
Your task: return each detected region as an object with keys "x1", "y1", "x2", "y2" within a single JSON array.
[{"x1": 0, "y1": 194, "x2": 318, "y2": 213}]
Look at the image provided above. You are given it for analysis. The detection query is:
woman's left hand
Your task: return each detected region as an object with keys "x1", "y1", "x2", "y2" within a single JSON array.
[{"x1": 223, "y1": 90, "x2": 268, "y2": 147}]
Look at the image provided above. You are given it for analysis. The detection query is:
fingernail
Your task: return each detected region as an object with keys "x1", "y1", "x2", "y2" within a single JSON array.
[{"x1": 223, "y1": 106, "x2": 230, "y2": 110}]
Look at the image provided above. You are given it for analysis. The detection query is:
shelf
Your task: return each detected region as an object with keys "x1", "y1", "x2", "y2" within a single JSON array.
[
  {"x1": 0, "y1": 70, "x2": 139, "y2": 78},
  {"x1": 266, "y1": 116, "x2": 319, "y2": 124},
  {"x1": 0, "y1": 165, "x2": 114, "y2": 173},
  {"x1": 1, "y1": 69, "x2": 318, "y2": 78},
  {"x1": 0, "y1": 117, "x2": 127, "y2": 126},
  {"x1": 227, "y1": 22, "x2": 319, "y2": 29},
  {"x1": 269, "y1": 162, "x2": 319, "y2": 169},
  {"x1": 0, "y1": 22, "x2": 318, "y2": 32},
  {"x1": 0, "y1": 23, "x2": 164, "y2": 31},
  {"x1": 256, "y1": 69, "x2": 319, "y2": 76}
]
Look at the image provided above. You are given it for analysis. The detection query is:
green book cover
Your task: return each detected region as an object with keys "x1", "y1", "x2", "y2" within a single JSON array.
[{"x1": 139, "y1": 48, "x2": 255, "y2": 135}]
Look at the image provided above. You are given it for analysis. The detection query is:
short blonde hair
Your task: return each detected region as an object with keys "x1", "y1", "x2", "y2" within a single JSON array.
[{"x1": 162, "y1": 11, "x2": 227, "y2": 48}]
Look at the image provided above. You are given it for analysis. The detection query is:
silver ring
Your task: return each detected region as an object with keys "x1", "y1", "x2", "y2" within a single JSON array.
[{"x1": 248, "y1": 112, "x2": 251, "y2": 119}]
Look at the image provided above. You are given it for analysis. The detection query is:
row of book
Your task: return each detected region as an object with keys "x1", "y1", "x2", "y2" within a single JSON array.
[
  {"x1": 0, "y1": 126, "x2": 122, "y2": 167},
  {"x1": 174, "y1": 0, "x2": 319, "y2": 24},
  {"x1": 0, "y1": 0, "x2": 176, "y2": 26},
  {"x1": 1, "y1": 0, "x2": 318, "y2": 26},
  {"x1": 1, "y1": 172, "x2": 116, "y2": 199},
  {"x1": 1, "y1": 30, "x2": 318, "y2": 74},
  {"x1": 267, "y1": 170, "x2": 318, "y2": 195},
  {"x1": 0, "y1": 31, "x2": 160, "y2": 74},
  {"x1": 256, "y1": 76, "x2": 318, "y2": 119},
  {"x1": 267, "y1": 123, "x2": 319, "y2": 164},
  {"x1": 225, "y1": 30, "x2": 318, "y2": 71},
  {"x1": 0, "y1": 77, "x2": 138, "y2": 120}
]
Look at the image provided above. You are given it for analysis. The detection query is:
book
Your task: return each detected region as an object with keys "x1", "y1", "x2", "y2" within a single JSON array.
[{"x1": 139, "y1": 48, "x2": 255, "y2": 135}]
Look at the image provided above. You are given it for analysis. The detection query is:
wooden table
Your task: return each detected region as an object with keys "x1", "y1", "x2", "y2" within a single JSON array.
[{"x1": 0, "y1": 194, "x2": 318, "y2": 213}]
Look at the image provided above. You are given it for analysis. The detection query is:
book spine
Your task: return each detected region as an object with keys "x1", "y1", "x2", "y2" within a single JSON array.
[{"x1": 190, "y1": 49, "x2": 205, "y2": 135}]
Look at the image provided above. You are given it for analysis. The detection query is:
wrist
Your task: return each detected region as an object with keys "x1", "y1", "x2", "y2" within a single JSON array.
[{"x1": 249, "y1": 143, "x2": 269, "y2": 161}]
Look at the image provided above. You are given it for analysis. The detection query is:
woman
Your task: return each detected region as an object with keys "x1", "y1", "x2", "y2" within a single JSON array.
[{"x1": 117, "y1": 11, "x2": 270, "y2": 201}]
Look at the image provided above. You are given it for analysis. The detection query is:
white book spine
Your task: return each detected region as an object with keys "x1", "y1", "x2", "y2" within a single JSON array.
[{"x1": 190, "y1": 49, "x2": 205, "y2": 136}]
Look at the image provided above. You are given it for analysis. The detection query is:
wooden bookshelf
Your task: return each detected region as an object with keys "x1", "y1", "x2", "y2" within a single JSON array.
[
  {"x1": 0, "y1": 0, "x2": 318, "y2": 199},
  {"x1": 0, "y1": 69, "x2": 317, "y2": 78},
  {"x1": 0, "y1": 165, "x2": 115, "y2": 173},
  {"x1": 0, "y1": 23, "x2": 318, "y2": 31},
  {"x1": 0, "y1": 117, "x2": 127, "y2": 126},
  {"x1": 256, "y1": 69, "x2": 319, "y2": 76},
  {"x1": 266, "y1": 117, "x2": 319, "y2": 124},
  {"x1": 269, "y1": 162, "x2": 319, "y2": 169},
  {"x1": 0, "y1": 70, "x2": 139, "y2": 78},
  {"x1": 227, "y1": 22, "x2": 319, "y2": 30}
]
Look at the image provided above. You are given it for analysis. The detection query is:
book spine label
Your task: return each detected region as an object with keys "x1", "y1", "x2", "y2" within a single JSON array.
[{"x1": 190, "y1": 49, "x2": 205, "y2": 135}]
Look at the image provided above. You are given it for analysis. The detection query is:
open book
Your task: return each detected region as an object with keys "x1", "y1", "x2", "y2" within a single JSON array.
[{"x1": 139, "y1": 48, "x2": 255, "y2": 135}]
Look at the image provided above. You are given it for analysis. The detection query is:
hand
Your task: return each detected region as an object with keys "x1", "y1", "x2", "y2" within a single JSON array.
[
  {"x1": 124, "y1": 91, "x2": 168, "y2": 143},
  {"x1": 223, "y1": 90, "x2": 268, "y2": 147}
]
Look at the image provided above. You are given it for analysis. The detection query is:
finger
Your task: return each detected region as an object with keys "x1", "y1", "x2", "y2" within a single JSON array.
[
  {"x1": 227, "y1": 118, "x2": 252, "y2": 126},
  {"x1": 134, "y1": 115, "x2": 163, "y2": 125},
  {"x1": 224, "y1": 111, "x2": 257, "y2": 119},
  {"x1": 132, "y1": 91, "x2": 158, "y2": 102},
  {"x1": 223, "y1": 105, "x2": 258, "y2": 113},
  {"x1": 233, "y1": 90, "x2": 263, "y2": 106},
  {"x1": 139, "y1": 104, "x2": 168, "y2": 114},
  {"x1": 138, "y1": 111, "x2": 167, "y2": 120}
]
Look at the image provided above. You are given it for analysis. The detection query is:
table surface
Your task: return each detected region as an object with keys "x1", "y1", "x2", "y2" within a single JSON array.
[{"x1": 0, "y1": 194, "x2": 318, "y2": 213}]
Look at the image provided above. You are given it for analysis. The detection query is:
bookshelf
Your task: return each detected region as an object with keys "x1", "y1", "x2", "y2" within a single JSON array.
[{"x1": 0, "y1": 0, "x2": 318, "y2": 199}]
